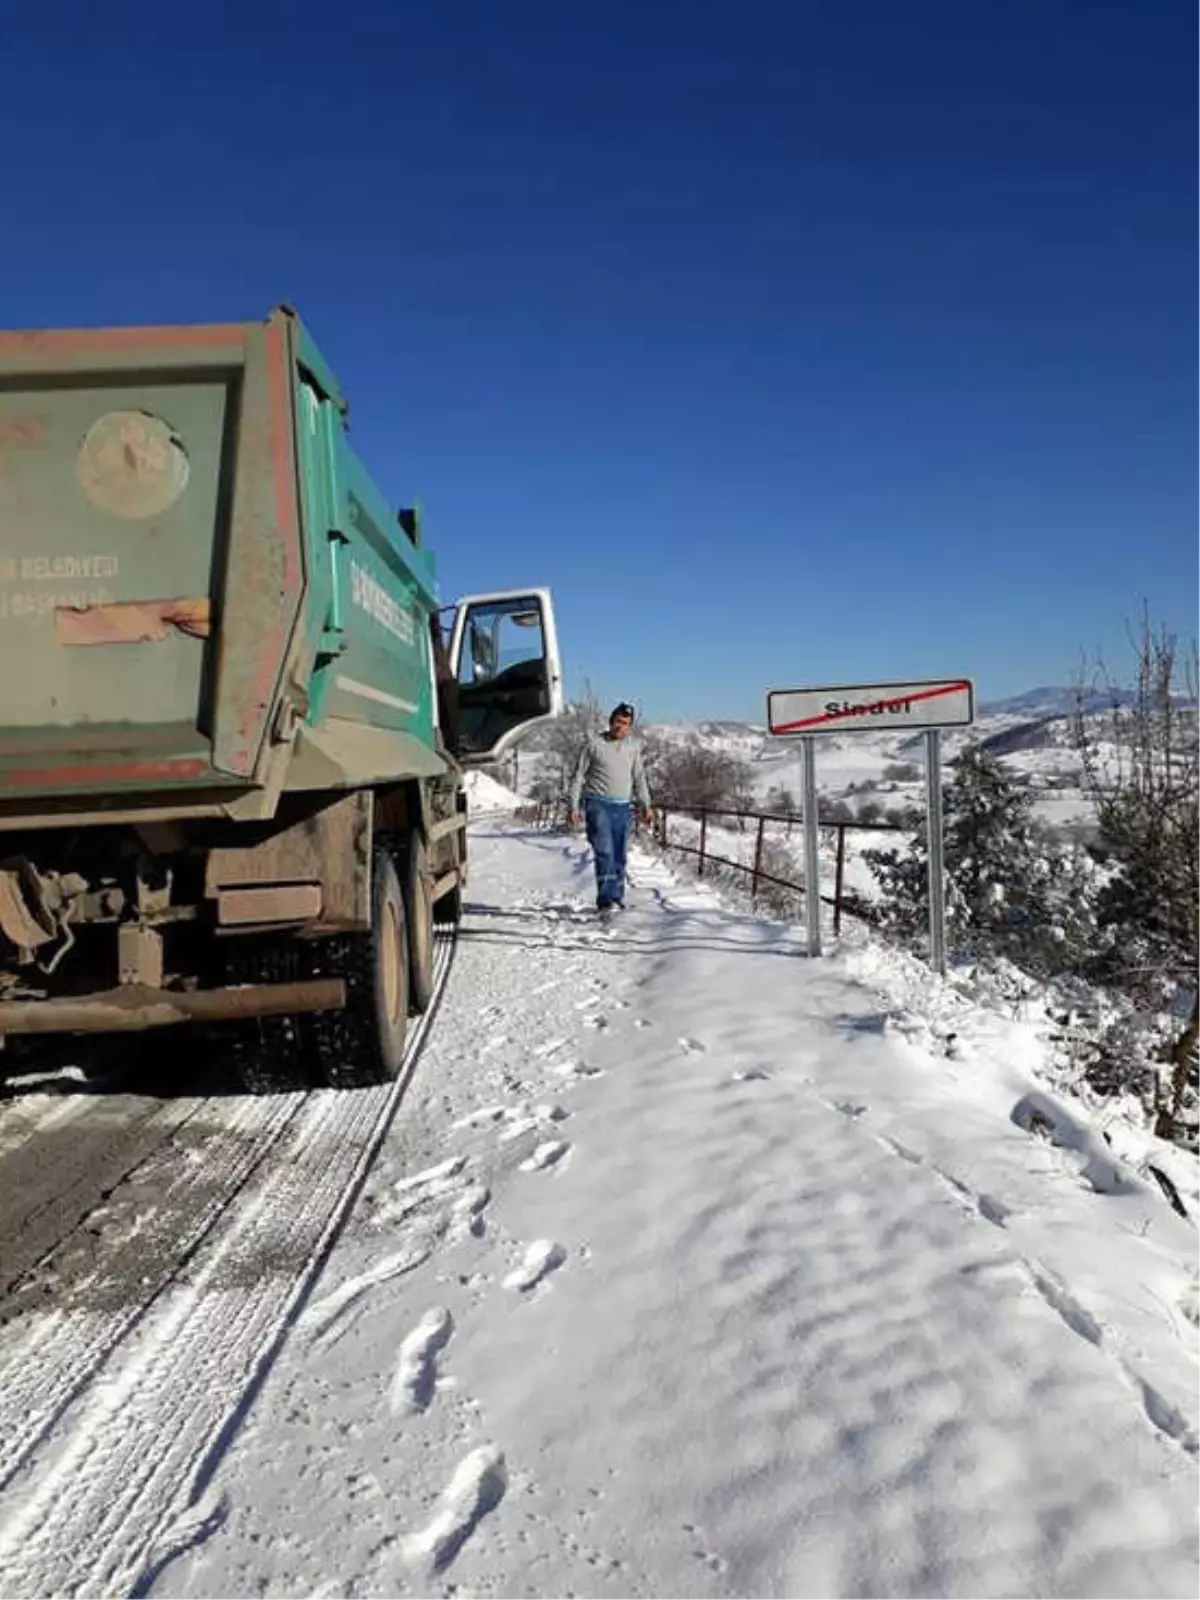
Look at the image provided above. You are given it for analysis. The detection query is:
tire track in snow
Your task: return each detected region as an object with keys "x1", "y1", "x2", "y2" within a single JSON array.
[
  {"x1": 0, "y1": 1080, "x2": 99, "y2": 1163},
  {"x1": 0, "y1": 933, "x2": 455, "y2": 1600},
  {"x1": 0, "y1": 1091, "x2": 301, "y2": 1493},
  {"x1": 0, "y1": 1095, "x2": 206, "y2": 1292}
]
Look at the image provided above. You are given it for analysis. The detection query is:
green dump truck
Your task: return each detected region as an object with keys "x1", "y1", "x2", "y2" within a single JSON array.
[{"x1": 0, "y1": 305, "x2": 562, "y2": 1088}]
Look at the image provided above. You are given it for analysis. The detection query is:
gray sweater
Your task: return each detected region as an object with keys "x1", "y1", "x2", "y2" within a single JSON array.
[{"x1": 568, "y1": 732, "x2": 652, "y2": 810}]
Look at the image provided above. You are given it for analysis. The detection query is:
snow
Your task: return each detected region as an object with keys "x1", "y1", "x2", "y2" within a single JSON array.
[
  {"x1": 149, "y1": 818, "x2": 1198, "y2": 1599},
  {"x1": 464, "y1": 768, "x2": 522, "y2": 812}
]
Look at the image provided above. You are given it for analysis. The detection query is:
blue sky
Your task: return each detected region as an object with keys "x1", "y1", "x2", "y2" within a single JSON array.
[{"x1": 3, "y1": 0, "x2": 1193, "y2": 721}]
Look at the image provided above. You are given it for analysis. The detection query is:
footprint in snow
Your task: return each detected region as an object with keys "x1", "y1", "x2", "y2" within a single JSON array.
[
  {"x1": 402, "y1": 1445, "x2": 508, "y2": 1572},
  {"x1": 504, "y1": 1240, "x2": 567, "y2": 1292},
  {"x1": 303, "y1": 1245, "x2": 431, "y2": 1350},
  {"x1": 451, "y1": 1105, "x2": 508, "y2": 1131},
  {"x1": 135, "y1": 1484, "x2": 228, "y2": 1591},
  {"x1": 451, "y1": 1182, "x2": 491, "y2": 1239},
  {"x1": 731, "y1": 1068, "x2": 771, "y2": 1082},
  {"x1": 683, "y1": 1522, "x2": 729, "y2": 1575},
  {"x1": 554, "y1": 1059, "x2": 604, "y2": 1081},
  {"x1": 879, "y1": 1135, "x2": 924, "y2": 1166},
  {"x1": 832, "y1": 1100, "x2": 869, "y2": 1120},
  {"x1": 678, "y1": 1037, "x2": 707, "y2": 1054},
  {"x1": 1179, "y1": 1279, "x2": 1199, "y2": 1329},
  {"x1": 499, "y1": 1115, "x2": 541, "y2": 1145},
  {"x1": 977, "y1": 1192, "x2": 1011, "y2": 1227},
  {"x1": 520, "y1": 1140, "x2": 571, "y2": 1173},
  {"x1": 1028, "y1": 1268, "x2": 1105, "y2": 1348},
  {"x1": 392, "y1": 1154, "x2": 467, "y2": 1195},
  {"x1": 391, "y1": 1307, "x2": 455, "y2": 1416},
  {"x1": 534, "y1": 1036, "x2": 569, "y2": 1058}
]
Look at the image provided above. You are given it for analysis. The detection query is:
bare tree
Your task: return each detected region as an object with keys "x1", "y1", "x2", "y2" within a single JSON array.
[
  {"x1": 1073, "y1": 610, "x2": 1199, "y2": 1142},
  {"x1": 641, "y1": 732, "x2": 750, "y2": 814},
  {"x1": 526, "y1": 679, "x2": 603, "y2": 800},
  {"x1": 765, "y1": 783, "x2": 797, "y2": 816}
]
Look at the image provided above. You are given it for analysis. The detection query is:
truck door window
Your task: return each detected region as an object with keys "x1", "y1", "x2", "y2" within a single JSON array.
[
  {"x1": 458, "y1": 603, "x2": 541, "y2": 686},
  {"x1": 455, "y1": 597, "x2": 551, "y2": 753}
]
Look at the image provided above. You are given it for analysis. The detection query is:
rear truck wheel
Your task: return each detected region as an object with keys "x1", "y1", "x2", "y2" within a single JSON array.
[
  {"x1": 404, "y1": 831, "x2": 435, "y2": 1014},
  {"x1": 309, "y1": 847, "x2": 409, "y2": 1090}
]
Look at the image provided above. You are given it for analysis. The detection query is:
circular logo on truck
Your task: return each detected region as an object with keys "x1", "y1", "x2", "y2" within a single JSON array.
[{"x1": 76, "y1": 410, "x2": 190, "y2": 519}]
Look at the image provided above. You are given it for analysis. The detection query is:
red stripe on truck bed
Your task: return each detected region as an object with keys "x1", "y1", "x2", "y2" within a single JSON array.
[{"x1": 1, "y1": 757, "x2": 212, "y2": 788}]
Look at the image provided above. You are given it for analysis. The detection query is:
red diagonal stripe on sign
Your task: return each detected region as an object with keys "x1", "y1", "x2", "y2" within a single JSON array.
[{"x1": 771, "y1": 681, "x2": 971, "y2": 734}]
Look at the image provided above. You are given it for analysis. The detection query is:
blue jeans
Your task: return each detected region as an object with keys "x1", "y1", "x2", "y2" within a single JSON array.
[{"x1": 584, "y1": 797, "x2": 631, "y2": 907}]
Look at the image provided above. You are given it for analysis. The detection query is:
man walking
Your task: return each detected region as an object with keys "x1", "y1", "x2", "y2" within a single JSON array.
[{"x1": 566, "y1": 702, "x2": 654, "y2": 914}]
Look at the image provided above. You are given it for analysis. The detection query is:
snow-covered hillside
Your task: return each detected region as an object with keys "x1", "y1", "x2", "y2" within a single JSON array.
[{"x1": 613, "y1": 693, "x2": 1152, "y2": 843}]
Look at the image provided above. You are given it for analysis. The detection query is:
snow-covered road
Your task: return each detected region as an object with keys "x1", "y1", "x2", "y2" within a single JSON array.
[
  {"x1": 1, "y1": 815, "x2": 1196, "y2": 1598},
  {"x1": 0, "y1": 940, "x2": 455, "y2": 1598},
  {"x1": 151, "y1": 817, "x2": 1197, "y2": 1599}
]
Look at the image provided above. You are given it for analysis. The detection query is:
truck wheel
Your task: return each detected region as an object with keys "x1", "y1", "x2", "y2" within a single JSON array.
[
  {"x1": 404, "y1": 831, "x2": 435, "y2": 1013},
  {"x1": 310, "y1": 847, "x2": 409, "y2": 1089}
]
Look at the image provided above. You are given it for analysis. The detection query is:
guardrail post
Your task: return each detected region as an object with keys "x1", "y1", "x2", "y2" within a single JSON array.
[
  {"x1": 698, "y1": 812, "x2": 707, "y2": 877},
  {"x1": 751, "y1": 815, "x2": 765, "y2": 904},
  {"x1": 833, "y1": 824, "x2": 846, "y2": 936}
]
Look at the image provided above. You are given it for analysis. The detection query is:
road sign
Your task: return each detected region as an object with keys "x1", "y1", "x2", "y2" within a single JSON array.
[
  {"x1": 767, "y1": 678, "x2": 974, "y2": 736},
  {"x1": 765, "y1": 675, "x2": 973, "y2": 974}
]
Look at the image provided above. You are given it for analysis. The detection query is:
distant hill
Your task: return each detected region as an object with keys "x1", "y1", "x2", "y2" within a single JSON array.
[{"x1": 979, "y1": 686, "x2": 1129, "y2": 719}]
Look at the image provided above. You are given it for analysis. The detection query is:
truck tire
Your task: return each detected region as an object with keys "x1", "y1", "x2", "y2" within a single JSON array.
[
  {"x1": 309, "y1": 847, "x2": 409, "y2": 1089},
  {"x1": 404, "y1": 831, "x2": 435, "y2": 1014}
]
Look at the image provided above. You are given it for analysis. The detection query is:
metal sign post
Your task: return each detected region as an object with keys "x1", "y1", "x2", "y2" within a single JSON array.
[
  {"x1": 766, "y1": 677, "x2": 973, "y2": 975},
  {"x1": 925, "y1": 728, "x2": 946, "y2": 976},
  {"x1": 800, "y1": 736, "x2": 821, "y2": 957}
]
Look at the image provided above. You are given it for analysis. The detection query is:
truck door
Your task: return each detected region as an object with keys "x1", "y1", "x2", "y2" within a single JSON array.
[{"x1": 447, "y1": 588, "x2": 563, "y2": 761}]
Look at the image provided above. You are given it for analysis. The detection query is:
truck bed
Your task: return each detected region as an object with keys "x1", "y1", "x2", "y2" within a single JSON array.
[{"x1": 0, "y1": 307, "x2": 441, "y2": 826}]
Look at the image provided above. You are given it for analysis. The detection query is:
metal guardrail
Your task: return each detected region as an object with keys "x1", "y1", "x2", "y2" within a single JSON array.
[{"x1": 512, "y1": 800, "x2": 908, "y2": 935}]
